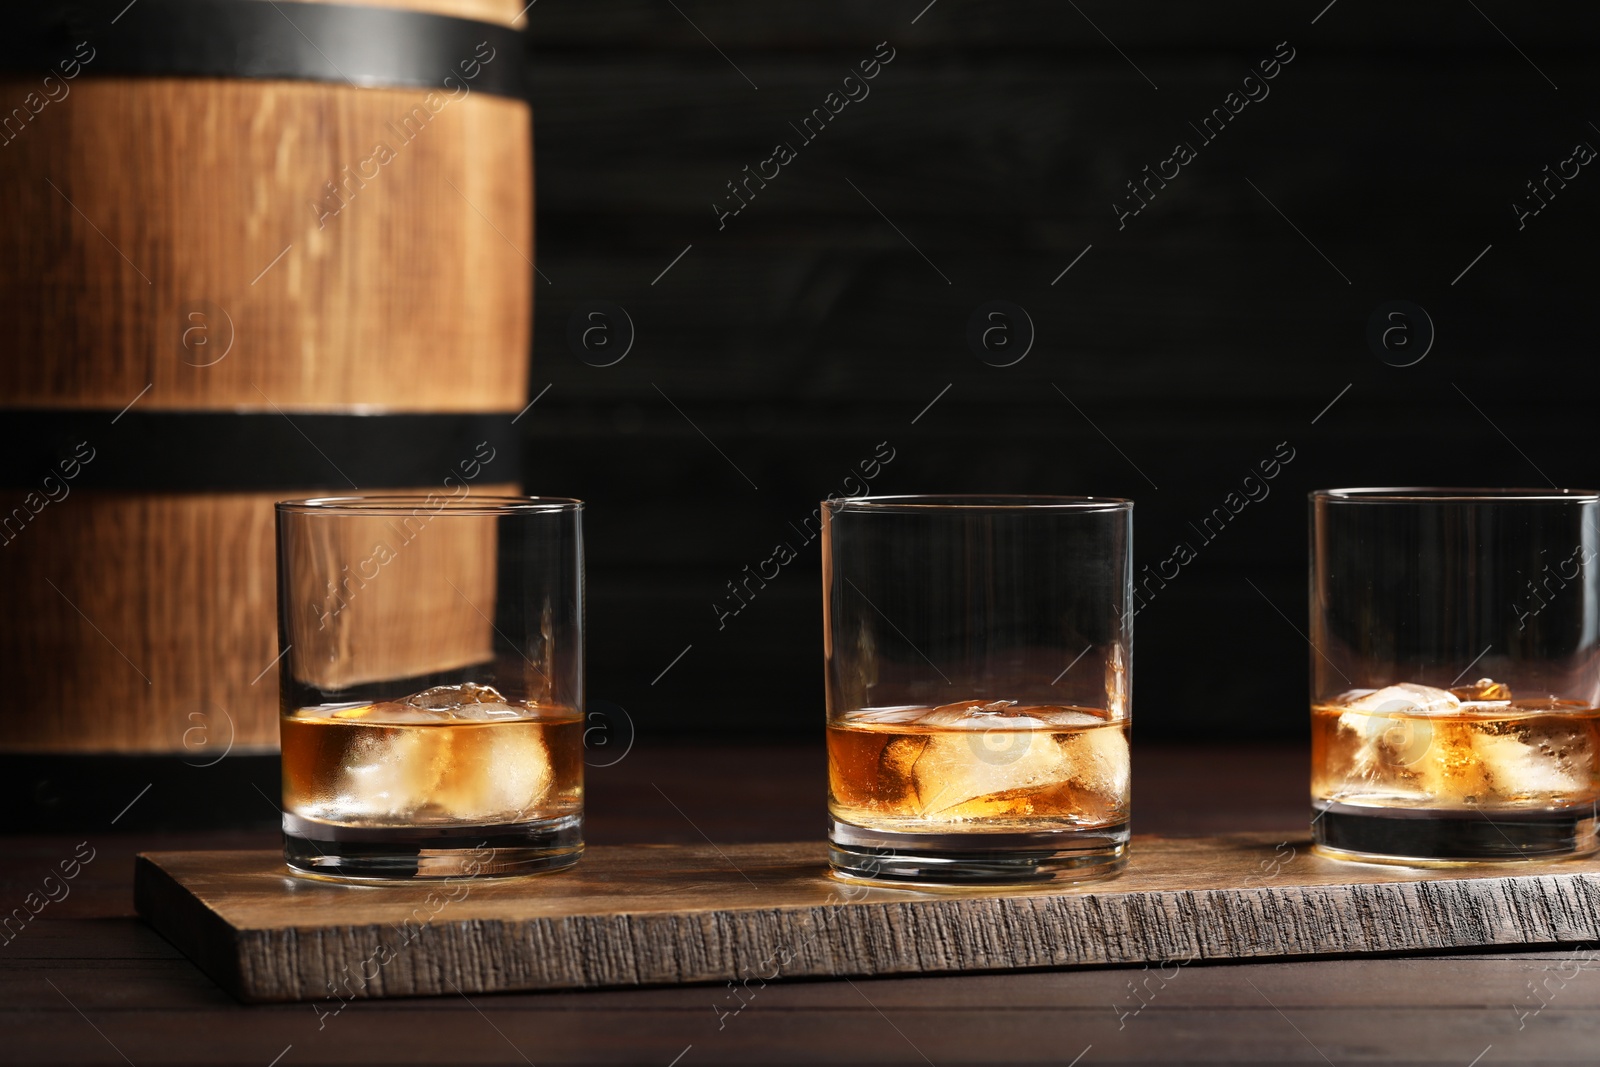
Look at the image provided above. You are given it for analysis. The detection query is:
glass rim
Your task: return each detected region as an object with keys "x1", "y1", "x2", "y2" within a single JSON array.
[
  {"x1": 1312, "y1": 486, "x2": 1600, "y2": 504},
  {"x1": 823, "y1": 493, "x2": 1133, "y2": 513},
  {"x1": 275, "y1": 494, "x2": 583, "y2": 516}
]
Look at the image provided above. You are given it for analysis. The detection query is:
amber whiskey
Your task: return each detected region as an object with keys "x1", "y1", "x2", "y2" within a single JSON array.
[{"x1": 827, "y1": 700, "x2": 1130, "y2": 833}]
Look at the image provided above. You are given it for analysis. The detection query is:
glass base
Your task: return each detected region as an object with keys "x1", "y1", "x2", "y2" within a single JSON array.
[
  {"x1": 282, "y1": 812, "x2": 582, "y2": 881},
  {"x1": 827, "y1": 816, "x2": 1128, "y2": 886},
  {"x1": 1311, "y1": 802, "x2": 1599, "y2": 864}
]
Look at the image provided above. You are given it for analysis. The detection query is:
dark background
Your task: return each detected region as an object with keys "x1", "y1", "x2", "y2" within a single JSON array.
[{"x1": 518, "y1": 0, "x2": 1599, "y2": 742}]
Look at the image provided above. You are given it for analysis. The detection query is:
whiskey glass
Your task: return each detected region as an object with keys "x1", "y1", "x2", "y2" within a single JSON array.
[
  {"x1": 823, "y1": 495, "x2": 1134, "y2": 884},
  {"x1": 275, "y1": 495, "x2": 584, "y2": 879},
  {"x1": 1310, "y1": 487, "x2": 1600, "y2": 863}
]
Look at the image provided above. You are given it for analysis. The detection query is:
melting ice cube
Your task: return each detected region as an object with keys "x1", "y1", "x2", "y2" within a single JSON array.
[
  {"x1": 886, "y1": 703, "x2": 1128, "y2": 820},
  {"x1": 1334, "y1": 684, "x2": 1460, "y2": 784},
  {"x1": 328, "y1": 683, "x2": 552, "y2": 823},
  {"x1": 1473, "y1": 716, "x2": 1594, "y2": 800},
  {"x1": 919, "y1": 699, "x2": 1052, "y2": 731},
  {"x1": 335, "y1": 728, "x2": 449, "y2": 818},
  {"x1": 1341, "y1": 683, "x2": 1462, "y2": 717},
  {"x1": 430, "y1": 727, "x2": 553, "y2": 822},
  {"x1": 403, "y1": 682, "x2": 524, "y2": 721}
]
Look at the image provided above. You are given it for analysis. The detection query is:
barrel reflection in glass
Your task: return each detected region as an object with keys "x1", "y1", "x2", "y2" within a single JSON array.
[
  {"x1": 823, "y1": 496, "x2": 1134, "y2": 885},
  {"x1": 275, "y1": 496, "x2": 585, "y2": 880}
]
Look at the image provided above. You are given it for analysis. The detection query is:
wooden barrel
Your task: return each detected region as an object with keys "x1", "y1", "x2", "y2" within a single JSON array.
[
  {"x1": 0, "y1": 0, "x2": 532, "y2": 764},
  {"x1": 0, "y1": 0, "x2": 531, "y2": 410}
]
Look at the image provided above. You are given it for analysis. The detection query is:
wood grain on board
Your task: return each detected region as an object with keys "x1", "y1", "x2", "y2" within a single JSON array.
[{"x1": 136, "y1": 833, "x2": 1600, "y2": 1002}]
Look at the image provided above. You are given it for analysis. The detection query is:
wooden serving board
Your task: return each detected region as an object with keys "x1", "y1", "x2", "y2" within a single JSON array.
[{"x1": 135, "y1": 834, "x2": 1600, "y2": 1003}]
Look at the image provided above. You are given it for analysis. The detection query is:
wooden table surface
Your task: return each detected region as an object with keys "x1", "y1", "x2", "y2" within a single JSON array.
[{"x1": 5, "y1": 743, "x2": 1599, "y2": 1065}]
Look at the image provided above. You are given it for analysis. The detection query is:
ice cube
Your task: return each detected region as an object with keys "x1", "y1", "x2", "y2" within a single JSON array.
[
  {"x1": 905, "y1": 718, "x2": 1128, "y2": 820},
  {"x1": 334, "y1": 728, "x2": 449, "y2": 818},
  {"x1": 323, "y1": 683, "x2": 553, "y2": 823},
  {"x1": 439, "y1": 701, "x2": 525, "y2": 722},
  {"x1": 1045, "y1": 707, "x2": 1117, "y2": 729},
  {"x1": 851, "y1": 706, "x2": 940, "y2": 728},
  {"x1": 398, "y1": 683, "x2": 524, "y2": 721},
  {"x1": 1473, "y1": 716, "x2": 1595, "y2": 800},
  {"x1": 1335, "y1": 684, "x2": 1458, "y2": 772},
  {"x1": 909, "y1": 728, "x2": 1066, "y2": 816},
  {"x1": 919, "y1": 699, "x2": 1052, "y2": 731},
  {"x1": 877, "y1": 735, "x2": 928, "y2": 805},
  {"x1": 431, "y1": 727, "x2": 553, "y2": 821},
  {"x1": 331, "y1": 720, "x2": 553, "y2": 823},
  {"x1": 1342, "y1": 683, "x2": 1461, "y2": 717},
  {"x1": 1325, "y1": 715, "x2": 1487, "y2": 805},
  {"x1": 1328, "y1": 686, "x2": 1446, "y2": 795},
  {"x1": 406, "y1": 682, "x2": 507, "y2": 708},
  {"x1": 927, "y1": 699, "x2": 1019, "y2": 719},
  {"x1": 1058, "y1": 721, "x2": 1132, "y2": 800},
  {"x1": 334, "y1": 700, "x2": 524, "y2": 725},
  {"x1": 331, "y1": 702, "x2": 443, "y2": 725}
]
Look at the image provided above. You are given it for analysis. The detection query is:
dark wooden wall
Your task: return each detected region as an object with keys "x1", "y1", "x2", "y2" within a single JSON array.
[{"x1": 520, "y1": 1, "x2": 1600, "y2": 740}]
